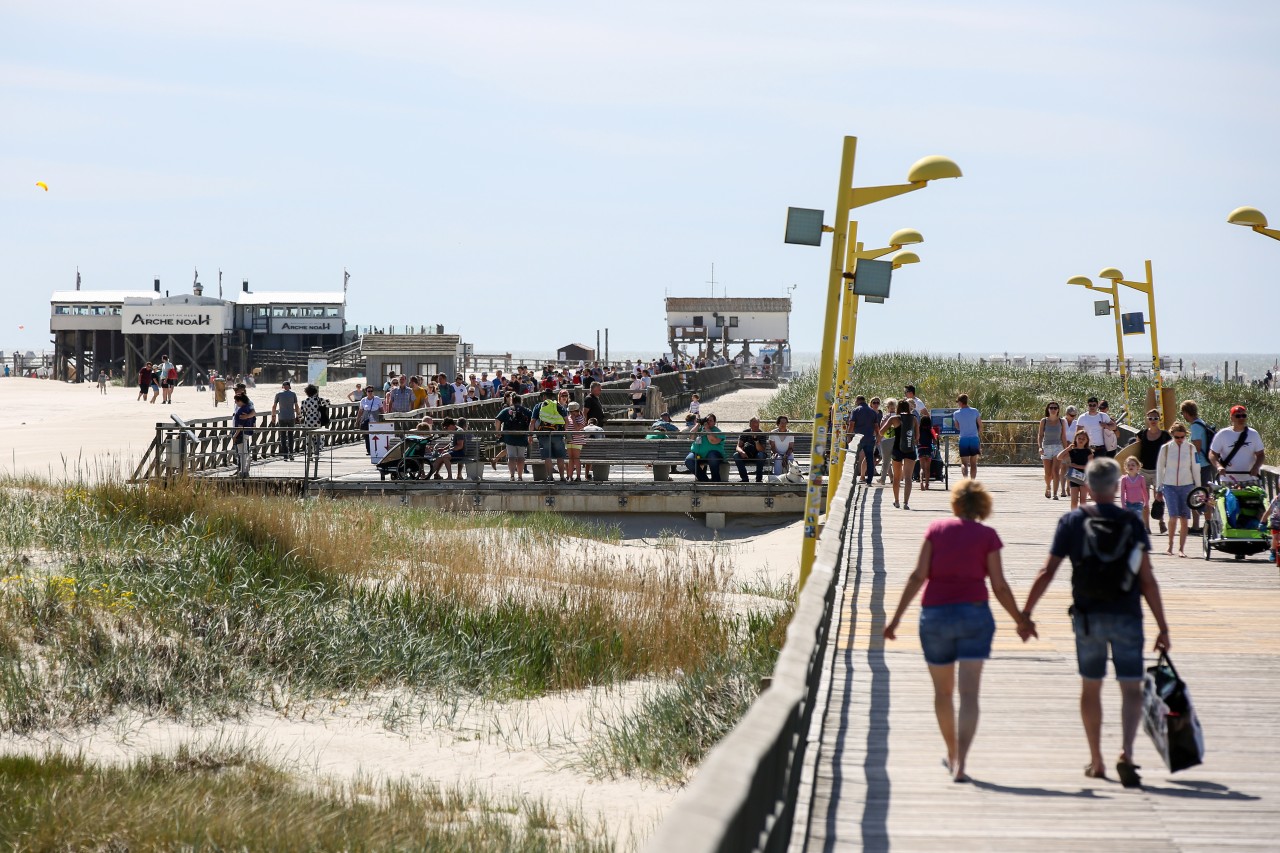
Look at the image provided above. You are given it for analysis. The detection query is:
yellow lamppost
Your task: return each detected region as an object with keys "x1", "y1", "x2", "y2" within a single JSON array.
[
  {"x1": 789, "y1": 136, "x2": 960, "y2": 590},
  {"x1": 1066, "y1": 274, "x2": 1131, "y2": 421},
  {"x1": 828, "y1": 236, "x2": 922, "y2": 495},
  {"x1": 1227, "y1": 206, "x2": 1280, "y2": 242}
]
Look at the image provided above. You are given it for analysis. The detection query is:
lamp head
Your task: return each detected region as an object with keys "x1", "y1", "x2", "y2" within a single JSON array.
[
  {"x1": 886, "y1": 228, "x2": 924, "y2": 247},
  {"x1": 906, "y1": 155, "x2": 962, "y2": 183},
  {"x1": 1227, "y1": 206, "x2": 1268, "y2": 228},
  {"x1": 1066, "y1": 275, "x2": 1092, "y2": 287},
  {"x1": 1098, "y1": 267, "x2": 1124, "y2": 281},
  {"x1": 890, "y1": 251, "x2": 920, "y2": 268}
]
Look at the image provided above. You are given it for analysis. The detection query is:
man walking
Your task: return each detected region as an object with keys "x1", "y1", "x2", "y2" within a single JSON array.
[
  {"x1": 271, "y1": 380, "x2": 299, "y2": 460},
  {"x1": 904, "y1": 384, "x2": 927, "y2": 417},
  {"x1": 1020, "y1": 457, "x2": 1171, "y2": 787},
  {"x1": 1209, "y1": 404, "x2": 1266, "y2": 483},
  {"x1": 1077, "y1": 397, "x2": 1119, "y2": 459},
  {"x1": 847, "y1": 395, "x2": 881, "y2": 485},
  {"x1": 953, "y1": 394, "x2": 982, "y2": 479}
]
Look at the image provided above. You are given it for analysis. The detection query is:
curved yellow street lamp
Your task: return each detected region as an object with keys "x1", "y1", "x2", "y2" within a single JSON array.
[
  {"x1": 1227, "y1": 206, "x2": 1280, "y2": 242},
  {"x1": 795, "y1": 137, "x2": 960, "y2": 589},
  {"x1": 1067, "y1": 273, "x2": 1130, "y2": 420},
  {"x1": 829, "y1": 232, "x2": 925, "y2": 489}
]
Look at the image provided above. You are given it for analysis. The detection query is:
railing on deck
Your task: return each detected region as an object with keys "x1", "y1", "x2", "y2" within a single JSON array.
[{"x1": 643, "y1": 435, "x2": 865, "y2": 853}]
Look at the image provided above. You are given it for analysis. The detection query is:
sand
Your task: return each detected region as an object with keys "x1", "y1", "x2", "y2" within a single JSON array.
[{"x1": 0, "y1": 376, "x2": 801, "y2": 845}]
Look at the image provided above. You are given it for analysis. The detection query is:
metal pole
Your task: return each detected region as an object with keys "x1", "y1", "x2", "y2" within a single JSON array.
[
  {"x1": 799, "y1": 136, "x2": 856, "y2": 590},
  {"x1": 827, "y1": 243, "x2": 861, "y2": 501},
  {"x1": 1142, "y1": 260, "x2": 1166, "y2": 423},
  {"x1": 1110, "y1": 286, "x2": 1130, "y2": 421}
]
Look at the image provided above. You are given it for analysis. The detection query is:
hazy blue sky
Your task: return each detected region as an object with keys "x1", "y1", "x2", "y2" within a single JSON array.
[{"x1": 3, "y1": 1, "x2": 1277, "y2": 358}]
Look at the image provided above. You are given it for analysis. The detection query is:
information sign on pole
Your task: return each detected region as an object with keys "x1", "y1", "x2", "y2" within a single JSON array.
[
  {"x1": 1121, "y1": 312, "x2": 1146, "y2": 335},
  {"x1": 784, "y1": 207, "x2": 825, "y2": 246},
  {"x1": 1094, "y1": 300, "x2": 1111, "y2": 316},
  {"x1": 930, "y1": 408, "x2": 959, "y2": 436},
  {"x1": 851, "y1": 259, "x2": 892, "y2": 298}
]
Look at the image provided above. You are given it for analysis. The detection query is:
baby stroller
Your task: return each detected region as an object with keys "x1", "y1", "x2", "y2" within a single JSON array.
[
  {"x1": 1187, "y1": 480, "x2": 1272, "y2": 562},
  {"x1": 377, "y1": 434, "x2": 437, "y2": 481}
]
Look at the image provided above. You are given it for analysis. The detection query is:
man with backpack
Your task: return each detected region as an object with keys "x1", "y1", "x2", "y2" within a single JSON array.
[
  {"x1": 1020, "y1": 457, "x2": 1172, "y2": 788},
  {"x1": 494, "y1": 391, "x2": 534, "y2": 482},
  {"x1": 1181, "y1": 399, "x2": 1216, "y2": 533}
]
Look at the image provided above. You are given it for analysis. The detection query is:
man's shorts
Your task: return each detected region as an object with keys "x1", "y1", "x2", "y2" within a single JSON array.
[
  {"x1": 160, "y1": 379, "x2": 170, "y2": 389},
  {"x1": 505, "y1": 444, "x2": 528, "y2": 460},
  {"x1": 539, "y1": 432, "x2": 567, "y2": 459},
  {"x1": 918, "y1": 602, "x2": 995, "y2": 666},
  {"x1": 958, "y1": 436, "x2": 981, "y2": 458},
  {"x1": 1072, "y1": 609, "x2": 1144, "y2": 680}
]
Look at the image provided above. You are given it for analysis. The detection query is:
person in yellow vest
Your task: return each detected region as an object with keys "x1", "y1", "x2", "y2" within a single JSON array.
[{"x1": 533, "y1": 388, "x2": 570, "y2": 483}]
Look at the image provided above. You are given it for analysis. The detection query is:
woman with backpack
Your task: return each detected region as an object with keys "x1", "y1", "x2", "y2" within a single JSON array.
[
  {"x1": 883, "y1": 400, "x2": 918, "y2": 509},
  {"x1": 883, "y1": 479, "x2": 1034, "y2": 783}
]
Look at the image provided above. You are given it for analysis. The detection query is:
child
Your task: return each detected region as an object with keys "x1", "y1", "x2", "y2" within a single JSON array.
[
  {"x1": 1265, "y1": 492, "x2": 1280, "y2": 566},
  {"x1": 688, "y1": 393, "x2": 701, "y2": 418},
  {"x1": 1120, "y1": 457, "x2": 1148, "y2": 519}
]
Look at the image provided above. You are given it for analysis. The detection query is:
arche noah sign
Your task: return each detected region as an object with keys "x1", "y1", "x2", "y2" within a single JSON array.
[{"x1": 123, "y1": 305, "x2": 229, "y2": 330}]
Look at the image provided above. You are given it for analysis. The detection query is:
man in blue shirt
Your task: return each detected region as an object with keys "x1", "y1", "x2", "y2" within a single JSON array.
[
  {"x1": 232, "y1": 392, "x2": 257, "y2": 478},
  {"x1": 953, "y1": 394, "x2": 982, "y2": 480},
  {"x1": 847, "y1": 395, "x2": 882, "y2": 485}
]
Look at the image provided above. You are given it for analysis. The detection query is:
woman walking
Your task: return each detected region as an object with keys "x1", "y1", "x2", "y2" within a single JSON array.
[
  {"x1": 1059, "y1": 405, "x2": 1079, "y2": 495},
  {"x1": 1135, "y1": 409, "x2": 1171, "y2": 534},
  {"x1": 917, "y1": 411, "x2": 936, "y2": 491},
  {"x1": 1154, "y1": 422, "x2": 1201, "y2": 557},
  {"x1": 882, "y1": 400, "x2": 918, "y2": 509},
  {"x1": 1057, "y1": 430, "x2": 1093, "y2": 509},
  {"x1": 883, "y1": 479, "x2": 1033, "y2": 783},
  {"x1": 876, "y1": 398, "x2": 898, "y2": 486},
  {"x1": 1038, "y1": 402, "x2": 1067, "y2": 499}
]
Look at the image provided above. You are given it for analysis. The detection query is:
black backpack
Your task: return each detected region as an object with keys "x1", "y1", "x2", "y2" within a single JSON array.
[
  {"x1": 1072, "y1": 506, "x2": 1139, "y2": 601},
  {"x1": 317, "y1": 398, "x2": 331, "y2": 427}
]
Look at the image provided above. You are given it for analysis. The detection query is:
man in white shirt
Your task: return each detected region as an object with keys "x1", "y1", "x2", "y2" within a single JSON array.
[
  {"x1": 1209, "y1": 404, "x2": 1266, "y2": 481},
  {"x1": 904, "y1": 384, "x2": 927, "y2": 417},
  {"x1": 1075, "y1": 396, "x2": 1119, "y2": 457}
]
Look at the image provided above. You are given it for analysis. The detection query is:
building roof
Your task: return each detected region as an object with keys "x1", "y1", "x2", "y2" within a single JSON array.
[
  {"x1": 50, "y1": 290, "x2": 157, "y2": 304},
  {"x1": 235, "y1": 291, "x2": 345, "y2": 306},
  {"x1": 665, "y1": 297, "x2": 792, "y2": 313},
  {"x1": 360, "y1": 333, "x2": 461, "y2": 354},
  {"x1": 558, "y1": 343, "x2": 595, "y2": 351}
]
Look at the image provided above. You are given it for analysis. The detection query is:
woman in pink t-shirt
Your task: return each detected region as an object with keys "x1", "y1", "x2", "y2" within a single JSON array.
[{"x1": 884, "y1": 479, "x2": 1032, "y2": 782}]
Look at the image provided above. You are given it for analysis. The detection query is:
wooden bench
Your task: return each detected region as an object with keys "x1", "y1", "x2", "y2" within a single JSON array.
[{"x1": 554, "y1": 434, "x2": 813, "y2": 483}]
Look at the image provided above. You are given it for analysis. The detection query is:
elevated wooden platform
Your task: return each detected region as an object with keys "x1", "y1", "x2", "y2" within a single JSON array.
[{"x1": 796, "y1": 467, "x2": 1280, "y2": 852}]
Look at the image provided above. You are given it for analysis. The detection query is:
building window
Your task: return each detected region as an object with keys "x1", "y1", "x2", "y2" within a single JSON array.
[
  {"x1": 418, "y1": 362, "x2": 438, "y2": 377},
  {"x1": 256, "y1": 307, "x2": 269, "y2": 318},
  {"x1": 54, "y1": 306, "x2": 70, "y2": 315},
  {"x1": 384, "y1": 362, "x2": 403, "y2": 378},
  {"x1": 272, "y1": 307, "x2": 285, "y2": 317},
  {"x1": 729, "y1": 316, "x2": 739, "y2": 327},
  {"x1": 325, "y1": 307, "x2": 339, "y2": 317},
  {"x1": 692, "y1": 315, "x2": 704, "y2": 326}
]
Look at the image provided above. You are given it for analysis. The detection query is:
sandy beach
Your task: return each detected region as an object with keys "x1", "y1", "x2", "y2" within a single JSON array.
[{"x1": 0, "y1": 376, "x2": 800, "y2": 846}]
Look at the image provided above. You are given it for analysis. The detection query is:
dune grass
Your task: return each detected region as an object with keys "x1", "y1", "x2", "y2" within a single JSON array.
[
  {"x1": 765, "y1": 353, "x2": 1280, "y2": 452},
  {"x1": 0, "y1": 479, "x2": 784, "y2": 735},
  {"x1": 0, "y1": 746, "x2": 612, "y2": 852}
]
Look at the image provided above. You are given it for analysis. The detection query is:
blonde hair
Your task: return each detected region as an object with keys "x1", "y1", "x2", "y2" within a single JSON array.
[
  {"x1": 1125, "y1": 456, "x2": 1140, "y2": 472},
  {"x1": 1169, "y1": 420, "x2": 1188, "y2": 436},
  {"x1": 950, "y1": 478, "x2": 992, "y2": 521}
]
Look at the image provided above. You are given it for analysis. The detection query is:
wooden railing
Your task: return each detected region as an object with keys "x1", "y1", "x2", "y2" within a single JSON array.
[{"x1": 644, "y1": 436, "x2": 864, "y2": 853}]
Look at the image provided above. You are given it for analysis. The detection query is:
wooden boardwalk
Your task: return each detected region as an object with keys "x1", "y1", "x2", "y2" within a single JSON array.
[{"x1": 796, "y1": 467, "x2": 1280, "y2": 852}]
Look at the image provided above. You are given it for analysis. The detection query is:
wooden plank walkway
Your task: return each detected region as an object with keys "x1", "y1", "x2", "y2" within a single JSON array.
[{"x1": 797, "y1": 467, "x2": 1280, "y2": 852}]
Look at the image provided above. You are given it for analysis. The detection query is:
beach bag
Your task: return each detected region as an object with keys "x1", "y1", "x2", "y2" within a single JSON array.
[
  {"x1": 1150, "y1": 498, "x2": 1165, "y2": 521},
  {"x1": 1142, "y1": 652, "x2": 1205, "y2": 772},
  {"x1": 1067, "y1": 468, "x2": 1087, "y2": 485},
  {"x1": 1073, "y1": 506, "x2": 1140, "y2": 601}
]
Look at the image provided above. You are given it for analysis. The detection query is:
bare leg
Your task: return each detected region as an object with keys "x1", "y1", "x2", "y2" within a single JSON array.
[
  {"x1": 891, "y1": 459, "x2": 903, "y2": 504},
  {"x1": 1081, "y1": 678, "x2": 1105, "y2": 776},
  {"x1": 1119, "y1": 679, "x2": 1143, "y2": 763},
  {"x1": 1178, "y1": 517, "x2": 1188, "y2": 555},
  {"x1": 954, "y1": 660, "x2": 985, "y2": 780},
  {"x1": 1070, "y1": 486, "x2": 1081, "y2": 510},
  {"x1": 927, "y1": 663, "x2": 958, "y2": 773},
  {"x1": 1043, "y1": 459, "x2": 1055, "y2": 496},
  {"x1": 903, "y1": 459, "x2": 916, "y2": 506}
]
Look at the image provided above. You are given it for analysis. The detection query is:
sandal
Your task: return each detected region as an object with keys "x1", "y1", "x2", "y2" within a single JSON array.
[
  {"x1": 1084, "y1": 764, "x2": 1107, "y2": 779},
  {"x1": 1116, "y1": 759, "x2": 1142, "y2": 788}
]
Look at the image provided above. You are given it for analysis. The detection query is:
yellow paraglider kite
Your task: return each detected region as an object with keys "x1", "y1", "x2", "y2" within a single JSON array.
[{"x1": 35, "y1": 182, "x2": 48, "y2": 191}]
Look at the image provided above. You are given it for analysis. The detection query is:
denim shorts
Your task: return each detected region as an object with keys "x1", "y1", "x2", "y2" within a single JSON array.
[
  {"x1": 958, "y1": 436, "x2": 981, "y2": 457},
  {"x1": 918, "y1": 602, "x2": 995, "y2": 666},
  {"x1": 1072, "y1": 609, "x2": 1144, "y2": 680},
  {"x1": 539, "y1": 432, "x2": 567, "y2": 459},
  {"x1": 1162, "y1": 483, "x2": 1193, "y2": 519},
  {"x1": 1124, "y1": 501, "x2": 1145, "y2": 516}
]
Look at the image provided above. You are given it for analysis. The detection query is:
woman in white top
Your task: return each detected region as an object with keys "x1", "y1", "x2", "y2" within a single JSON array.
[
  {"x1": 768, "y1": 415, "x2": 796, "y2": 475},
  {"x1": 1154, "y1": 421, "x2": 1202, "y2": 557},
  {"x1": 1059, "y1": 405, "x2": 1079, "y2": 495}
]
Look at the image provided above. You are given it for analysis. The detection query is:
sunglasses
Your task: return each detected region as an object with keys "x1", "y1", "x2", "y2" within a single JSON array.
[
  {"x1": 1233, "y1": 414, "x2": 1247, "y2": 419},
  {"x1": 1048, "y1": 406, "x2": 1059, "y2": 410},
  {"x1": 1147, "y1": 416, "x2": 1159, "y2": 421},
  {"x1": 1173, "y1": 433, "x2": 1186, "y2": 438}
]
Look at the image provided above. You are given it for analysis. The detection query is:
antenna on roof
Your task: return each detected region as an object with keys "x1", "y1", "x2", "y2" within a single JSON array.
[{"x1": 706, "y1": 262, "x2": 717, "y2": 298}]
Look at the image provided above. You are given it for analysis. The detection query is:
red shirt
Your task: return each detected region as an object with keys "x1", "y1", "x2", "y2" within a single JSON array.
[{"x1": 921, "y1": 517, "x2": 1002, "y2": 606}]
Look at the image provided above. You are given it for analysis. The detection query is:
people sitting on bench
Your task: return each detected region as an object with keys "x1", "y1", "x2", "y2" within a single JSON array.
[
  {"x1": 734, "y1": 417, "x2": 769, "y2": 482},
  {"x1": 685, "y1": 413, "x2": 726, "y2": 482}
]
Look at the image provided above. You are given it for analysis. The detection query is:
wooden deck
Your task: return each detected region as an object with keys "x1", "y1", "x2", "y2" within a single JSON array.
[{"x1": 796, "y1": 467, "x2": 1280, "y2": 852}]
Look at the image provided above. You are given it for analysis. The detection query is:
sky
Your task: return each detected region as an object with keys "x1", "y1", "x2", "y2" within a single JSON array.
[{"x1": 3, "y1": 1, "x2": 1278, "y2": 358}]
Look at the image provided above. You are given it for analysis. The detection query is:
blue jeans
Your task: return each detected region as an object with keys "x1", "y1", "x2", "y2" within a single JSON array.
[
  {"x1": 918, "y1": 602, "x2": 995, "y2": 665},
  {"x1": 735, "y1": 453, "x2": 764, "y2": 482},
  {"x1": 1072, "y1": 609, "x2": 1144, "y2": 680},
  {"x1": 686, "y1": 450, "x2": 724, "y2": 481}
]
